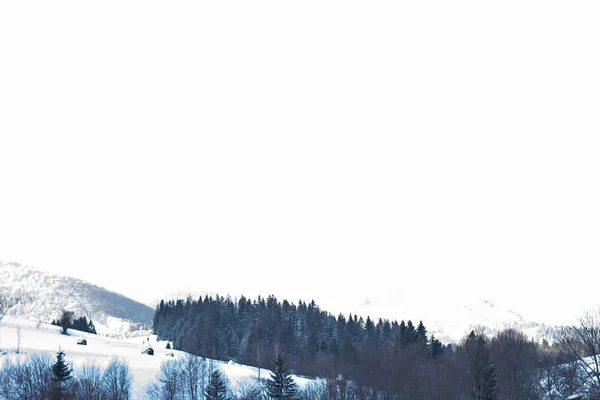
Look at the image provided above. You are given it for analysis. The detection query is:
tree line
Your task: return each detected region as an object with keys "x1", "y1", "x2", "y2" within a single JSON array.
[
  {"x1": 152, "y1": 295, "x2": 445, "y2": 387},
  {"x1": 51, "y1": 310, "x2": 97, "y2": 335},
  {"x1": 153, "y1": 294, "x2": 600, "y2": 400}
]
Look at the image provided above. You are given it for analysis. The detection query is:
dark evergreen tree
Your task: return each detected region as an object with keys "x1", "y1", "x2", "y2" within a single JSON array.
[
  {"x1": 266, "y1": 355, "x2": 297, "y2": 400},
  {"x1": 51, "y1": 348, "x2": 73, "y2": 399},
  {"x1": 72, "y1": 316, "x2": 87, "y2": 332},
  {"x1": 151, "y1": 292, "x2": 443, "y2": 397},
  {"x1": 417, "y1": 321, "x2": 427, "y2": 346},
  {"x1": 87, "y1": 318, "x2": 97, "y2": 334},
  {"x1": 58, "y1": 310, "x2": 74, "y2": 335},
  {"x1": 467, "y1": 332, "x2": 498, "y2": 400},
  {"x1": 429, "y1": 334, "x2": 444, "y2": 359},
  {"x1": 205, "y1": 369, "x2": 228, "y2": 400}
]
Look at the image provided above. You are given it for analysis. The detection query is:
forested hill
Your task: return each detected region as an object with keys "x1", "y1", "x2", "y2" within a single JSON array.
[
  {"x1": 152, "y1": 294, "x2": 446, "y2": 390},
  {"x1": 0, "y1": 261, "x2": 153, "y2": 335}
]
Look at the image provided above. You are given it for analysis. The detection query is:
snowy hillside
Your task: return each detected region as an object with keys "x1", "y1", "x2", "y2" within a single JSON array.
[
  {"x1": 0, "y1": 262, "x2": 153, "y2": 336},
  {"x1": 314, "y1": 289, "x2": 565, "y2": 343},
  {"x1": 0, "y1": 316, "x2": 316, "y2": 400}
]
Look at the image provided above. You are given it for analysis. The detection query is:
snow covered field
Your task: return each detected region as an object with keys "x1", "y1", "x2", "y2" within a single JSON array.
[{"x1": 0, "y1": 316, "x2": 316, "y2": 399}]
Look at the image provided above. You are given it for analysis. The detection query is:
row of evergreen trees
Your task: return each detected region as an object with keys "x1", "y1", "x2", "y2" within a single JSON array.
[
  {"x1": 153, "y1": 294, "x2": 445, "y2": 393},
  {"x1": 51, "y1": 311, "x2": 97, "y2": 335}
]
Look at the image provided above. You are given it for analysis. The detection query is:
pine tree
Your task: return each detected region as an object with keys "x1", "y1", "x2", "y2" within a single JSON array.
[
  {"x1": 467, "y1": 332, "x2": 498, "y2": 400},
  {"x1": 205, "y1": 369, "x2": 228, "y2": 400},
  {"x1": 429, "y1": 335, "x2": 443, "y2": 359},
  {"x1": 417, "y1": 321, "x2": 427, "y2": 344},
  {"x1": 51, "y1": 348, "x2": 73, "y2": 399},
  {"x1": 87, "y1": 318, "x2": 97, "y2": 334},
  {"x1": 266, "y1": 355, "x2": 297, "y2": 400}
]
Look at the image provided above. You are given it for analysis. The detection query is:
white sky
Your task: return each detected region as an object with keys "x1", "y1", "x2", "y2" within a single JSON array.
[{"x1": 1, "y1": 1, "x2": 599, "y2": 325}]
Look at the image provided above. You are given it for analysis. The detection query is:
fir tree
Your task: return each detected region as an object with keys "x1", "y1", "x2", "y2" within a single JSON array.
[
  {"x1": 467, "y1": 332, "x2": 498, "y2": 400},
  {"x1": 51, "y1": 348, "x2": 73, "y2": 399},
  {"x1": 417, "y1": 321, "x2": 427, "y2": 344},
  {"x1": 266, "y1": 355, "x2": 297, "y2": 400},
  {"x1": 88, "y1": 318, "x2": 97, "y2": 334},
  {"x1": 429, "y1": 335, "x2": 443, "y2": 359},
  {"x1": 205, "y1": 369, "x2": 228, "y2": 400}
]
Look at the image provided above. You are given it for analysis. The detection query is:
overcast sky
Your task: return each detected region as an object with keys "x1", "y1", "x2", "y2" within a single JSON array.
[{"x1": 1, "y1": 1, "x2": 599, "y2": 325}]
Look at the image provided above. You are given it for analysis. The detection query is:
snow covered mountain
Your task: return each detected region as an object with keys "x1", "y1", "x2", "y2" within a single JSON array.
[
  {"x1": 313, "y1": 289, "x2": 565, "y2": 343},
  {"x1": 0, "y1": 261, "x2": 154, "y2": 336}
]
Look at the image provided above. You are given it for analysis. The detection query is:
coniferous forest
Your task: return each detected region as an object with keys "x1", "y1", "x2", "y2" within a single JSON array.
[
  {"x1": 152, "y1": 294, "x2": 586, "y2": 399},
  {"x1": 153, "y1": 295, "x2": 445, "y2": 394}
]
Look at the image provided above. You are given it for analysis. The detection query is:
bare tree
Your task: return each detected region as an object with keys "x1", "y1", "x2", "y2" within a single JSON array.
[
  {"x1": 16, "y1": 326, "x2": 22, "y2": 354},
  {"x1": 158, "y1": 360, "x2": 182, "y2": 400},
  {"x1": 298, "y1": 380, "x2": 327, "y2": 400},
  {"x1": 103, "y1": 358, "x2": 132, "y2": 400},
  {"x1": 74, "y1": 363, "x2": 105, "y2": 400},
  {"x1": 14, "y1": 353, "x2": 54, "y2": 400},
  {"x1": 538, "y1": 340, "x2": 562, "y2": 397},
  {"x1": 563, "y1": 308, "x2": 600, "y2": 396},
  {"x1": 236, "y1": 378, "x2": 266, "y2": 400},
  {"x1": 489, "y1": 328, "x2": 539, "y2": 400},
  {"x1": 179, "y1": 353, "x2": 206, "y2": 400}
]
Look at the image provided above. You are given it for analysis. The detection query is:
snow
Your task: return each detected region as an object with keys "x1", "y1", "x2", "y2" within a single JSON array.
[
  {"x1": 0, "y1": 315, "x2": 316, "y2": 399},
  {"x1": 2, "y1": 261, "x2": 566, "y2": 345},
  {"x1": 0, "y1": 261, "x2": 154, "y2": 336},
  {"x1": 311, "y1": 288, "x2": 564, "y2": 343}
]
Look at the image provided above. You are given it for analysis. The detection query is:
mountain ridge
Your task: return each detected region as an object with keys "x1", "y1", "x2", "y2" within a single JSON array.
[
  {"x1": 1, "y1": 261, "x2": 564, "y2": 343},
  {"x1": 0, "y1": 261, "x2": 153, "y2": 336}
]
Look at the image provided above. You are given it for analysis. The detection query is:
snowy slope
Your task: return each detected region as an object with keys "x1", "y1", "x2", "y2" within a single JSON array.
[
  {"x1": 0, "y1": 261, "x2": 154, "y2": 336},
  {"x1": 0, "y1": 316, "x2": 316, "y2": 400},
  {"x1": 313, "y1": 289, "x2": 565, "y2": 343}
]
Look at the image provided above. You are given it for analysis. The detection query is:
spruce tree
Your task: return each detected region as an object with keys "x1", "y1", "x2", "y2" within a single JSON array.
[
  {"x1": 467, "y1": 332, "x2": 498, "y2": 400},
  {"x1": 205, "y1": 369, "x2": 228, "y2": 400},
  {"x1": 429, "y1": 335, "x2": 443, "y2": 359},
  {"x1": 51, "y1": 348, "x2": 73, "y2": 399},
  {"x1": 87, "y1": 318, "x2": 97, "y2": 334},
  {"x1": 266, "y1": 355, "x2": 297, "y2": 400}
]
